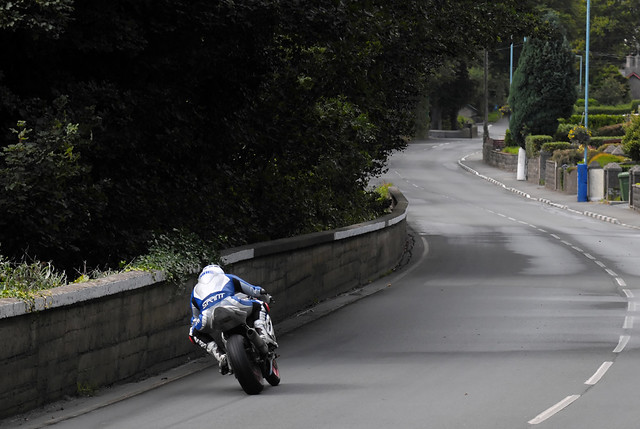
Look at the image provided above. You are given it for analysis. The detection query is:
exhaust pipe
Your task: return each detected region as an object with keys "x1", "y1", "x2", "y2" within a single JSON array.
[{"x1": 247, "y1": 328, "x2": 268, "y2": 355}]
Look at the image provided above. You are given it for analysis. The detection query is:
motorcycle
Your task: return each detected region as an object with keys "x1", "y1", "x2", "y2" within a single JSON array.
[{"x1": 210, "y1": 297, "x2": 280, "y2": 394}]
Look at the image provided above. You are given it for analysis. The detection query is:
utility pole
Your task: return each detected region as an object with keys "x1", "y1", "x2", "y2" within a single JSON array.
[
  {"x1": 510, "y1": 42, "x2": 514, "y2": 85},
  {"x1": 483, "y1": 49, "x2": 489, "y2": 143}
]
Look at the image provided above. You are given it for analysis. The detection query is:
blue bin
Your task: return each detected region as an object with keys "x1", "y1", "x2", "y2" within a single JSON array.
[{"x1": 577, "y1": 163, "x2": 588, "y2": 202}]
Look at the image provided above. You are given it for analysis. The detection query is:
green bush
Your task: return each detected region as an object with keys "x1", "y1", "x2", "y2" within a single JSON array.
[
  {"x1": 595, "y1": 123, "x2": 626, "y2": 137},
  {"x1": 551, "y1": 148, "x2": 583, "y2": 166},
  {"x1": 554, "y1": 122, "x2": 573, "y2": 141},
  {"x1": 623, "y1": 115, "x2": 640, "y2": 162},
  {"x1": 541, "y1": 141, "x2": 572, "y2": 153},
  {"x1": 575, "y1": 98, "x2": 600, "y2": 106},
  {"x1": 631, "y1": 100, "x2": 640, "y2": 113},
  {"x1": 0, "y1": 112, "x2": 105, "y2": 269},
  {"x1": 127, "y1": 229, "x2": 220, "y2": 284},
  {"x1": 589, "y1": 152, "x2": 627, "y2": 167},
  {"x1": 525, "y1": 135, "x2": 553, "y2": 158},
  {"x1": 590, "y1": 136, "x2": 624, "y2": 148},
  {"x1": 0, "y1": 254, "x2": 67, "y2": 301},
  {"x1": 504, "y1": 129, "x2": 517, "y2": 147}
]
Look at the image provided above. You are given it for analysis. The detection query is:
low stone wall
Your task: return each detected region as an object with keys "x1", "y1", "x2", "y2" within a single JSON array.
[
  {"x1": 545, "y1": 160, "x2": 558, "y2": 190},
  {"x1": 561, "y1": 167, "x2": 578, "y2": 194},
  {"x1": 633, "y1": 184, "x2": 640, "y2": 212},
  {"x1": 428, "y1": 125, "x2": 478, "y2": 139},
  {"x1": 483, "y1": 138, "x2": 518, "y2": 172},
  {"x1": 0, "y1": 189, "x2": 408, "y2": 419}
]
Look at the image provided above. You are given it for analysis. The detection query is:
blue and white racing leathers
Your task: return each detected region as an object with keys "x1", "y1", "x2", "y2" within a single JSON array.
[
  {"x1": 190, "y1": 268, "x2": 263, "y2": 332},
  {"x1": 189, "y1": 265, "x2": 277, "y2": 369}
]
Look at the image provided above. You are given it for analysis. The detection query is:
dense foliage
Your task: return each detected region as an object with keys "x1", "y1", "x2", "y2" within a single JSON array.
[
  {"x1": 0, "y1": 1, "x2": 538, "y2": 273},
  {"x1": 508, "y1": 14, "x2": 578, "y2": 147},
  {"x1": 623, "y1": 116, "x2": 640, "y2": 162}
]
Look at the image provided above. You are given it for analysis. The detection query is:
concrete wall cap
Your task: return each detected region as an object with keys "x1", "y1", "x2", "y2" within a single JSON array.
[{"x1": 0, "y1": 270, "x2": 164, "y2": 319}]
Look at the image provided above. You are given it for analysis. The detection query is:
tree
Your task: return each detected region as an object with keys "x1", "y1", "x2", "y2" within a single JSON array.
[
  {"x1": 592, "y1": 64, "x2": 630, "y2": 105},
  {"x1": 508, "y1": 14, "x2": 578, "y2": 147},
  {"x1": 429, "y1": 59, "x2": 476, "y2": 130},
  {"x1": 0, "y1": 0, "x2": 541, "y2": 272}
]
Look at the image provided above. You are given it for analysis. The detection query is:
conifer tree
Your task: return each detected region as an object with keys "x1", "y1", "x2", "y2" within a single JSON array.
[{"x1": 508, "y1": 15, "x2": 577, "y2": 147}]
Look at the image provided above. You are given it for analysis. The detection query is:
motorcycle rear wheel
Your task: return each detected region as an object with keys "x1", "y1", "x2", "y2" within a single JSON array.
[{"x1": 227, "y1": 334, "x2": 264, "y2": 395}]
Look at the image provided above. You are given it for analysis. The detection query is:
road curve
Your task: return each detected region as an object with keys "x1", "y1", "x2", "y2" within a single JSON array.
[{"x1": 5, "y1": 137, "x2": 640, "y2": 429}]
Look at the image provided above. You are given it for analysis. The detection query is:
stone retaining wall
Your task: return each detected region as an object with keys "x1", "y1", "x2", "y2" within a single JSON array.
[{"x1": 0, "y1": 188, "x2": 408, "y2": 419}]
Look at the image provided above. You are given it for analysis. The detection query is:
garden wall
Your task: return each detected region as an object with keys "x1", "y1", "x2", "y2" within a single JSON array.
[
  {"x1": 632, "y1": 184, "x2": 640, "y2": 213},
  {"x1": 483, "y1": 137, "x2": 518, "y2": 172},
  {"x1": 0, "y1": 188, "x2": 408, "y2": 419}
]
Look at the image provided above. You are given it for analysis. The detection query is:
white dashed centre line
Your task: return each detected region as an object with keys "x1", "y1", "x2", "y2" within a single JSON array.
[
  {"x1": 614, "y1": 335, "x2": 630, "y2": 353},
  {"x1": 585, "y1": 362, "x2": 613, "y2": 385},
  {"x1": 528, "y1": 395, "x2": 581, "y2": 425}
]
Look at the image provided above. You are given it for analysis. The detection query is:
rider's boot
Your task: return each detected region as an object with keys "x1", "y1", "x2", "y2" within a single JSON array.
[
  {"x1": 205, "y1": 341, "x2": 231, "y2": 375},
  {"x1": 253, "y1": 305, "x2": 278, "y2": 349}
]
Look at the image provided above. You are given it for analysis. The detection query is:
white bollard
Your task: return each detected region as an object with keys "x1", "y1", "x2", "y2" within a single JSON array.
[{"x1": 517, "y1": 147, "x2": 527, "y2": 181}]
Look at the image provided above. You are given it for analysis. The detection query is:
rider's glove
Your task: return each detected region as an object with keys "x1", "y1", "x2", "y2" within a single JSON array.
[{"x1": 258, "y1": 288, "x2": 274, "y2": 304}]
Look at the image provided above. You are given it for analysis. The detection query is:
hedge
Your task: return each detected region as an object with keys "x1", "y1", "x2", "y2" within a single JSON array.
[
  {"x1": 525, "y1": 135, "x2": 553, "y2": 158},
  {"x1": 560, "y1": 114, "x2": 627, "y2": 129},
  {"x1": 589, "y1": 136, "x2": 624, "y2": 148},
  {"x1": 541, "y1": 141, "x2": 572, "y2": 153}
]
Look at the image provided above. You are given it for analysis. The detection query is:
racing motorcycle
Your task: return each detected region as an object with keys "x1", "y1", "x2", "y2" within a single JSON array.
[{"x1": 211, "y1": 298, "x2": 280, "y2": 394}]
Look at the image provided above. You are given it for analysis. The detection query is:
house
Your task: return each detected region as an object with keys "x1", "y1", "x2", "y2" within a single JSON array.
[{"x1": 624, "y1": 55, "x2": 640, "y2": 99}]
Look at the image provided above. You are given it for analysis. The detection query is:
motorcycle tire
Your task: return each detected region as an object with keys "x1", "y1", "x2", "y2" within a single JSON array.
[
  {"x1": 265, "y1": 358, "x2": 281, "y2": 387},
  {"x1": 226, "y1": 334, "x2": 264, "y2": 395}
]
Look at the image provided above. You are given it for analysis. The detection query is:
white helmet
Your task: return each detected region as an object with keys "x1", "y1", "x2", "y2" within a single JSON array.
[{"x1": 198, "y1": 264, "x2": 225, "y2": 284}]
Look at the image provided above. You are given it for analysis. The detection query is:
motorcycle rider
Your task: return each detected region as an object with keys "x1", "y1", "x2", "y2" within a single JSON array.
[{"x1": 188, "y1": 264, "x2": 278, "y2": 374}]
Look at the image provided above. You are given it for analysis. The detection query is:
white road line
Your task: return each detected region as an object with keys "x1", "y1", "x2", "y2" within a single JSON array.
[
  {"x1": 595, "y1": 261, "x2": 606, "y2": 268},
  {"x1": 561, "y1": 240, "x2": 572, "y2": 246},
  {"x1": 624, "y1": 316, "x2": 634, "y2": 329},
  {"x1": 585, "y1": 361, "x2": 613, "y2": 385},
  {"x1": 628, "y1": 301, "x2": 637, "y2": 312},
  {"x1": 614, "y1": 335, "x2": 631, "y2": 353},
  {"x1": 617, "y1": 278, "x2": 627, "y2": 287},
  {"x1": 623, "y1": 289, "x2": 634, "y2": 298},
  {"x1": 528, "y1": 395, "x2": 581, "y2": 425},
  {"x1": 538, "y1": 228, "x2": 547, "y2": 233},
  {"x1": 606, "y1": 269, "x2": 619, "y2": 277},
  {"x1": 551, "y1": 234, "x2": 561, "y2": 240},
  {"x1": 508, "y1": 217, "x2": 516, "y2": 222},
  {"x1": 572, "y1": 246, "x2": 584, "y2": 252},
  {"x1": 584, "y1": 253, "x2": 595, "y2": 260}
]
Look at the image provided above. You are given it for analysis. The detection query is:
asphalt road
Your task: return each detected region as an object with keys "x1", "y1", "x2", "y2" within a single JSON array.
[{"x1": 7, "y1": 136, "x2": 640, "y2": 428}]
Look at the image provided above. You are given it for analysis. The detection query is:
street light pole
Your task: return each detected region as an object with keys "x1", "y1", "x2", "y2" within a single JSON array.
[
  {"x1": 584, "y1": 0, "x2": 591, "y2": 164},
  {"x1": 576, "y1": 55, "x2": 583, "y2": 91},
  {"x1": 577, "y1": 0, "x2": 591, "y2": 202}
]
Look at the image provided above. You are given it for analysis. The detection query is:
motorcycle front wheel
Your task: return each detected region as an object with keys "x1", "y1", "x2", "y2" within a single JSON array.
[{"x1": 226, "y1": 334, "x2": 264, "y2": 395}]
